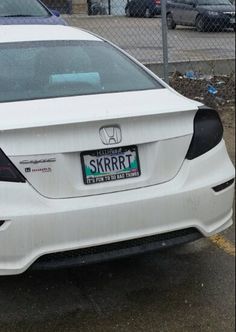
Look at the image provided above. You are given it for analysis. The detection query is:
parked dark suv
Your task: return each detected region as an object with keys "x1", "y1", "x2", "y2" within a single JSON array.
[
  {"x1": 167, "y1": 0, "x2": 235, "y2": 31},
  {"x1": 125, "y1": 0, "x2": 161, "y2": 17}
]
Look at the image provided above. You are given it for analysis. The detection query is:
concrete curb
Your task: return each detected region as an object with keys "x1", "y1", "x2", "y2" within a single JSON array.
[{"x1": 145, "y1": 58, "x2": 235, "y2": 77}]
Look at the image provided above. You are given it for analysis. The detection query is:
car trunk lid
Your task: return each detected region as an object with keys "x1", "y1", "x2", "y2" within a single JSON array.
[{"x1": 0, "y1": 89, "x2": 201, "y2": 198}]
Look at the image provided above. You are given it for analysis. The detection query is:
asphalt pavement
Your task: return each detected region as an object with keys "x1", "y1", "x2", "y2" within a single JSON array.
[
  {"x1": 64, "y1": 16, "x2": 235, "y2": 65},
  {"x1": 0, "y1": 232, "x2": 234, "y2": 331}
]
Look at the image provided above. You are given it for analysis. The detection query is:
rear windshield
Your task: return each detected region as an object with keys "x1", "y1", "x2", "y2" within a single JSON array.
[
  {"x1": 0, "y1": 0, "x2": 50, "y2": 18},
  {"x1": 0, "y1": 40, "x2": 163, "y2": 103}
]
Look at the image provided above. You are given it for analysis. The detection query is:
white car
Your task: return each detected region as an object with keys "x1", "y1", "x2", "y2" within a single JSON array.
[{"x1": 0, "y1": 25, "x2": 234, "y2": 275}]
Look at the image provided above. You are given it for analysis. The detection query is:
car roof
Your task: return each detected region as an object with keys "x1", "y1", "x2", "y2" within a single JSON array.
[
  {"x1": 0, "y1": 25, "x2": 101, "y2": 43},
  {"x1": 0, "y1": 0, "x2": 66, "y2": 26}
]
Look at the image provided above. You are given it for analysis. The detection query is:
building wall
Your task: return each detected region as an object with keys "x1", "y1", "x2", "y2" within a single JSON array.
[
  {"x1": 42, "y1": 0, "x2": 87, "y2": 14},
  {"x1": 43, "y1": 0, "x2": 126, "y2": 15},
  {"x1": 72, "y1": 0, "x2": 88, "y2": 14}
]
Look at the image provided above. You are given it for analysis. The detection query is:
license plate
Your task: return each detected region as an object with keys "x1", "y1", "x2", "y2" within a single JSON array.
[
  {"x1": 230, "y1": 17, "x2": 235, "y2": 24},
  {"x1": 81, "y1": 146, "x2": 141, "y2": 185}
]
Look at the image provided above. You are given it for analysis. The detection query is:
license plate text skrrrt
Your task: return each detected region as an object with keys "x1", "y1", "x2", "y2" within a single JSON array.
[{"x1": 81, "y1": 146, "x2": 141, "y2": 185}]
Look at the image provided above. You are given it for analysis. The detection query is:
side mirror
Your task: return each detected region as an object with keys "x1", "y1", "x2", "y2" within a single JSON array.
[{"x1": 51, "y1": 9, "x2": 61, "y2": 17}]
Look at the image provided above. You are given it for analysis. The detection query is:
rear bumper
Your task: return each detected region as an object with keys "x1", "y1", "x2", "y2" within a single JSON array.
[
  {"x1": 32, "y1": 228, "x2": 202, "y2": 270},
  {"x1": 202, "y1": 15, "x2": 235, "y2": 28},
  {"x1": 0, "y1": 140, "x2": 235, "y2": 275}
]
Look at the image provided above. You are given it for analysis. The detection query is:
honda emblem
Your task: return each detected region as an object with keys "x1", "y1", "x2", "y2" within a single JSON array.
[{"x1": 99, "y1": 126, "x2": 122, "y2": 145}]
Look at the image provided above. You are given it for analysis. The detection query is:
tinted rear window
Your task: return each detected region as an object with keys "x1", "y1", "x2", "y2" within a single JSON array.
[{"x1": 0, "y1": 40, "x2": 163, "y2": 103}]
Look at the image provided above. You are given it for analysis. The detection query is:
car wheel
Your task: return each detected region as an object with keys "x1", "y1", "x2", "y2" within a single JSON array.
[
  {"x1": 167, "y1": 13, "x2": 176, "y2": 29},
  {"x1": 144, "y1": 8, "x2": 152, "y2": 18},
  {"x1": 195, "y1": 15, "x2": 205, "y2": 32},
  {"x1": 125, "y1": 7, "x2": 131, "y2": 17}
]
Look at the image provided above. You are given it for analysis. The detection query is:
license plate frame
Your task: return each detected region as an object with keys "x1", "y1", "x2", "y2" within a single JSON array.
[{"x1": 81, "y1": 145, "x2": 141, "y2": 185}]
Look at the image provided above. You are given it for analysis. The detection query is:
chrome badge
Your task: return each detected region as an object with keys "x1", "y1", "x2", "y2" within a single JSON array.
[{"x1": 99, "y1": 126, "x2": 122, "y2": 145}]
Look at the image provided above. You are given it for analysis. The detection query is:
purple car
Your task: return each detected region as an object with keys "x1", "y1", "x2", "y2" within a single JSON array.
[{"x1": 0, "y1": 0, "x2": 67, "y2": 25}]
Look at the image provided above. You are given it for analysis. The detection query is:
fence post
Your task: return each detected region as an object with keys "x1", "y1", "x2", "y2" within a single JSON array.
[
  {"x1": 108, "y1": 0, "x2": 111, "y2": 14},
  {"x1": 161, "y1": 0, "x2": 169, "y2": 84}
]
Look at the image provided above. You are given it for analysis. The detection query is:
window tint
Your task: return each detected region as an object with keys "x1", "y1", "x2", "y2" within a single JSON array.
[
  {"x1": 0, "y1": 40, "x2": 163, "y2": 103},
  {"x1": 0, "y1": 0, "x2": 50, "y2": 17}
]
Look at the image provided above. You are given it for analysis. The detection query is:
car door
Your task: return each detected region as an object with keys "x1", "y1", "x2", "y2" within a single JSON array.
[
  {"x1": 127, "y1": 0, "x2": 132, "y2": 15},
  {"x1": 189, "y1": 0, "x2": 199, "y2": 25},
  {"x1": 182, "y1": 0, "x2": 198, "y2": 25},
  {"x1": 129, "y1": 0, "x2": 141, "y2": 15},
  {"x1": 137, "y1": 0, "x2": 146, "y2": 15},
  {"x1": 171, "y1": 0, "x2": 185, "y2": 24}
]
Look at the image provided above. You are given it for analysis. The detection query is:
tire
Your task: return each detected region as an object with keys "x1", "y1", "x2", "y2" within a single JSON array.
[
  {"x1": 195, "y1": 15, "x2": 205, "y2": 32},
  {"x1": 167, "y1": 13, "x2": 176, "y2": 29},
  {"x1": 144, "y1": 8, "x2": 152, "y2": 18},
  {"x1": 125, "y1": 7, "x2": 131, "y2": 17}
]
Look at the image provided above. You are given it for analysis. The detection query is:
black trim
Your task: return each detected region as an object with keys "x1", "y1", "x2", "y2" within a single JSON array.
[
  {"x1": 0, "y1": 149, "x2": 26, "y2": 183},
  {"x1": 0, "y1": 220, "x2": 6, "y2": 227},
  {"x1": 32, "y1": 228, "x2": 202, "y2": 270},
  {"x1": 186, "y1": 107, "x2": 223, "y2": 160},
  {"x1": 213, "y1": 178, "x2": 235, "y2": 192}
]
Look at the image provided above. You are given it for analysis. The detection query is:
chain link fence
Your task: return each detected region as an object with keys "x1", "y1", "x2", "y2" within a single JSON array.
[
  {"x1": 43, "y1": 0, "x2": 235, "y2": 108},
  {"x1": 1, "y1": 0, "x2": 235, "y2": 108}
]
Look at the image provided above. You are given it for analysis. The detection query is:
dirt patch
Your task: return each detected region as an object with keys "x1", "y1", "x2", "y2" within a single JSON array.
[{"x1": 170, "y1": 71, "x2": 235, "y2": 108}]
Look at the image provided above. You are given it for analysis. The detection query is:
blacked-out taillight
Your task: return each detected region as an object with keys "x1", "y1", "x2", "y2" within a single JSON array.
[
  {"x1": 186, "y1": 107, "x2": 223, "y2": 160},
  {"x1": 0, "y1": 149, "x2": 25, "y2": 182}
]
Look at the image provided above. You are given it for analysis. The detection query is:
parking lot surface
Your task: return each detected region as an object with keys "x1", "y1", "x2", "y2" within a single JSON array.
[
  {"x1": 0, "y1": 232, "x2": 234, "y2": 331},
  {"x1": 65, "y1": 16, "x2": 235, "y2": 64}
]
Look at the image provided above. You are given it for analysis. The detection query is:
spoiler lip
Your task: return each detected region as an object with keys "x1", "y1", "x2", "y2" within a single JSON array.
[{"x1": 0, "y1": 89, "x2": 202, "y2": 131}]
